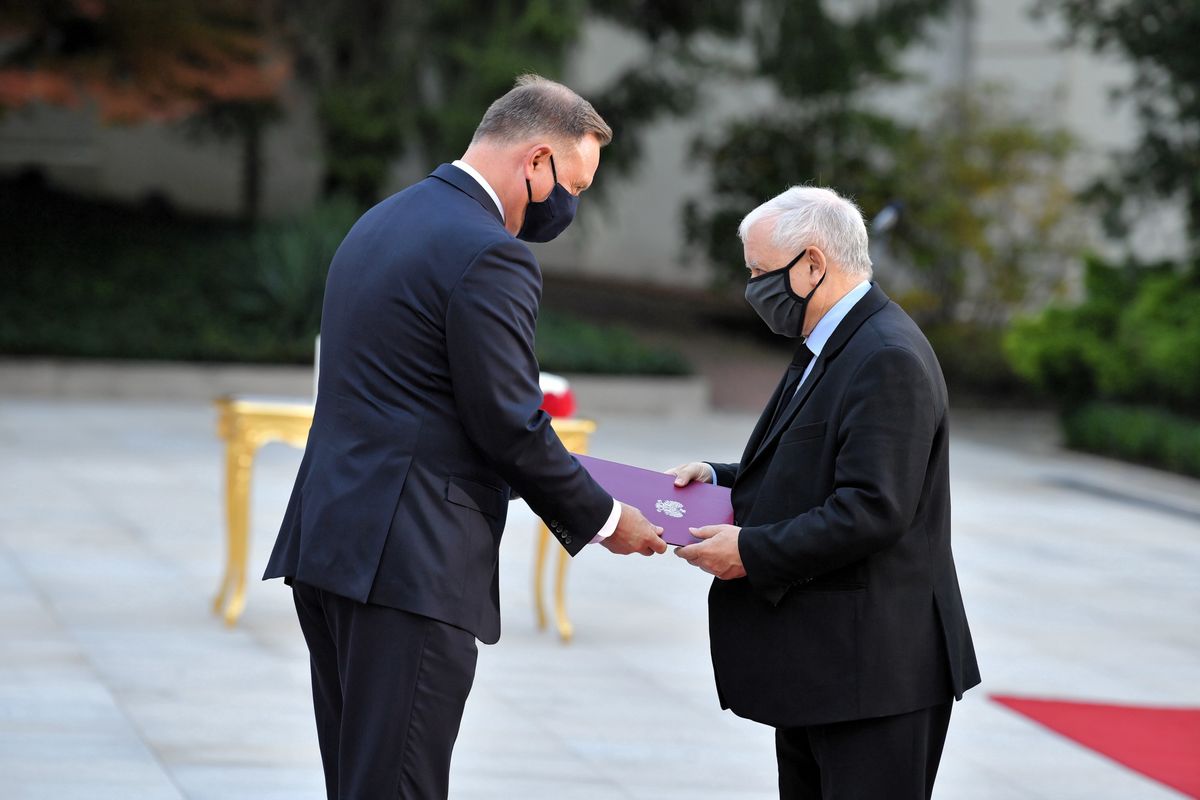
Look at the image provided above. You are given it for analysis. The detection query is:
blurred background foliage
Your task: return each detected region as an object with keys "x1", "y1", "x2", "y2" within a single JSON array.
[
  {"x1": 0, "y1": 177, "x2": 684, "y2": 374},
  {"x1": 1005, "y1": 257, "x2": 1200, "y2": 475},
  {"x1": 1035, "y1": 0, "x2": 1200, "y2": 252},
  {"x1": 0, "y1": 0, "x2": 288, "y2": 224},
  {"x1": 1, "y1": 0, "x2": 1198, "y2": 473},
  {"x1": 278, "y1": 0, "x2": 741, "y2": 204},
  {"x1": 1001, "y1": 0, "x2": 1200, "y2": 475},
  {"x1": 688, "y1": 86, "x2": 1079, "y2": 325}
]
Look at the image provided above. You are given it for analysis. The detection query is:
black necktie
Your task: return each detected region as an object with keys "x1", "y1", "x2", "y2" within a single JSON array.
[{"x1": 768, "y1": 343, "x2": 814, "y2": 431}]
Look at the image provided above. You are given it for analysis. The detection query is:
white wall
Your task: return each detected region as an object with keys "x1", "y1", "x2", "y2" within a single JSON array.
[{"x1": 0, "y1": 85, "x2": 322, "y2": 218}]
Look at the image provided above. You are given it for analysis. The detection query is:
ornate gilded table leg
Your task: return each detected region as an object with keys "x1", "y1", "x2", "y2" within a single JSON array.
[
  {"x1": 213, "y1": 400, "x2": 260, "y2": 627},
  {"x1": 533, "y1": 521, "x2": 550, "y2": 631},
  {"x1": 211, "y1": 396, "x2": 314, "y2": 626},
  {"x1": 533, "y1": 419, "x2": 596, "y2": 643},
  {"x1": 554, "y1": 543, "x2": 573, "y2": 642},
  {"x1": 531, "y1": 519, "x2": 575, "y2": 641},
  {"x1": 216, "y1": 436, "x2": 257, "y2": 626}
]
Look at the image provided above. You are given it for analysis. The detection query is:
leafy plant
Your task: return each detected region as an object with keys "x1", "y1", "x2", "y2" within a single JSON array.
[
  {"x1": 1004, "y1": 256, "x2": 1200, "y2": 413},
  {"x1": 683, "y1": 0, "x2": 950, "y2": 281},
  {"x1": 1036, "y1": 0, "x2": 1200, "y2": 250},
  {"x1": 282, "y1": 0, "x2": 740, "y2": 205},
  {"x1": 1063, "y1": 403, "x2": 1200, "y2": 478},
  {"x1": 689, "y1": 81, "x2": 1081, "y2": 326},
  {"x1": 235, "y1": 196, "x2": 359, "y2": 343},
  {"x1": 536, "y1": 312, "x2": 692, "y2": 376}
]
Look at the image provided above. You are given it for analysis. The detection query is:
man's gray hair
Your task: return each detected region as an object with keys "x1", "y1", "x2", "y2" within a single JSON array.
[
  {"x1": 738, "y1": 186, "x2": 873, "y2": 278},
  {"x1": 472, "y1": 74, "x2": 613, "y2": 148}
]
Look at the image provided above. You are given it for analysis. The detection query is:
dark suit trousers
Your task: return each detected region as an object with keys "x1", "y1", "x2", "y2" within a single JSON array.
[
  {"x1": 776, "y1": 701, "x2": 952, "y2": 800},
  {"x1": 292, "y1": 582, "x2": 479, "y2": 800}
]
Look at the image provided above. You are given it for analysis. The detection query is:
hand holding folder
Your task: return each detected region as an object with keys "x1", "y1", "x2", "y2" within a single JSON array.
[{"x1": 574, "y1": 454, "x2": 735, "y2": 547}]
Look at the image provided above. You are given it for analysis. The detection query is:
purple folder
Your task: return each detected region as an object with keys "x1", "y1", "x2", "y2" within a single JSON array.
[{"x1": 575, "y1": 454, "x2": 734, "y2": 546}]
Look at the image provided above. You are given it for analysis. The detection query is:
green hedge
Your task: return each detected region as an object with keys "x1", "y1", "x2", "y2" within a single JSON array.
[
  {"x1": 1063, "y1": 403, "x2": 1200, "y2": 478},
  {"x1": 0, "y1": 184, "x2": 691, "y2": 374},
  {"x1": 536, "y1": 312, "x2": 691, "y2": 376},
  {"x1": 1005, "y1": 256, "x2": 1200, "y2": 476},
  {"x1": 1005, "y1": 257, "x2": 1200, "y2": 413},
  {"x1": 0, "y1": 182, "x2": 348, "y2": 363}
]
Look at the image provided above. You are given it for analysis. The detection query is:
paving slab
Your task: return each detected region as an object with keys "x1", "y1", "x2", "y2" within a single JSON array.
[{"x1": 0, "y1": 399, "x2": 1197, "y2": 799}]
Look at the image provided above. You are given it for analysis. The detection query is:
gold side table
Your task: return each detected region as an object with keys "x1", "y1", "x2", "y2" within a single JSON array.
[
  {"x1": 213, "y1": 395, "x2": 595, "y2": 639},
  {"x1": 213, "y1": 396, "x2": 314, "y2": 626},
  {"x1": 531, "y1": 418, "x2": 597, "y2": 644}
]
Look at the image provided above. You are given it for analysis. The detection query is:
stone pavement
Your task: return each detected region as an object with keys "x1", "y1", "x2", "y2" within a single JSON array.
[{"x1": 0, "y1": 399, "x2": 1197, "y2": 799}]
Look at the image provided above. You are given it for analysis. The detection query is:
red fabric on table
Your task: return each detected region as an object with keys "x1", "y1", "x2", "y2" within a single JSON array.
[
  {"x1": 993, "y1": 694, "x2": 1200, "y2": 798},
  {"x1": 539, "y1": 389, "x2": 575, "y2": 418},
  {"x1": 538, "y1": 372, "x2": 576, "y2": 418}
]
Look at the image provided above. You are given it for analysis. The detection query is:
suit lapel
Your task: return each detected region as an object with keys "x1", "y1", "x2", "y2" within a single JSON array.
[
  {"x1": 738, "y1": 345, "x2": 806, "y2": 467},
  {"x1": 745, "y1": 284, "x2": 891, "y2": 469},
  {"x1": 755, "y1": 358, "x2": 826, "y2": 457},
  {"x1": 429, "y1": 163, "x2": 505, "y2": 225}
]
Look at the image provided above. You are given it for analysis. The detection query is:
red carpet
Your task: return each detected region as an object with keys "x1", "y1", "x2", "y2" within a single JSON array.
[{"x1": 992, "y1": 695, "x2": 1200, "y2": 798}]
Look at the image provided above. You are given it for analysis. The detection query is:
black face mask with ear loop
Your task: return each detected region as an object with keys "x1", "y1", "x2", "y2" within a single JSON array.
[
  {"x1": 744, "y1": 249, "x2": 825, "y2": 338},
  {"x1": 517, "y1": 155, "x2": 579, "y2": 243}
]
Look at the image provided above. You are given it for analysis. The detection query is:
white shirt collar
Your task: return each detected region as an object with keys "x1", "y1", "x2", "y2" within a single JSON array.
[
  {"x1": 451, "y1": 159, "x2": 505, "y2": 222},
  {"x1": 804, "y1": 280, "x2": 872, "y2": 358}
]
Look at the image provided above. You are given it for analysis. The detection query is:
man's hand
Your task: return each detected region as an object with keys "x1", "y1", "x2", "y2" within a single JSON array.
[
  {"x1": 675, "y1": 524, "x2": 745, "y2": 580},
  {"x1": 665, "y1": 462, "x2": 713, "y2": 487},
  {"x1": 601, "y1": 502, "x2": 668, "y2": 556}
]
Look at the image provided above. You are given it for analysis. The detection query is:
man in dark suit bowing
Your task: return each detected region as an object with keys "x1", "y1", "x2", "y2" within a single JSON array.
[
  {"x1": 670, "y1": 186, "x2": 979, "y2": 799},
  {"x1": 263, "y1": 74, "x2": 667, "y2": 800}
]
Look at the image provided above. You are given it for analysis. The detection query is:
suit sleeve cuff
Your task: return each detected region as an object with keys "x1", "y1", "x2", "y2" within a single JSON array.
[
  {"x1": 704, "y1": 463, "x2": 718, "y2": 484},
  {"x1": 590, "y1": 499, "x2": 621, "y2": 543},
  {"x1": 739, "y1": 525, "x2": 792, "y2": 606}
]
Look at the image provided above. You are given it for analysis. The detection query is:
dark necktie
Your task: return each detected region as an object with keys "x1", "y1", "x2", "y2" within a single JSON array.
[{"x1": 768, "y1": 343, "x2": 814, "y2": 431}]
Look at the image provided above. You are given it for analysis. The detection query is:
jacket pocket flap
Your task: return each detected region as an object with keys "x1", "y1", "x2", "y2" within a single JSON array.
[
  {"x1": 446, "y1": 476, "x2": 506, "y2": 520},
  {"x1": 779, "y1": 420, "x2": 827, "y2": 445}
]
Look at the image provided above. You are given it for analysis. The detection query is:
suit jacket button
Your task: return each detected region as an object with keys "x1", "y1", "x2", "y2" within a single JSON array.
[{"x1": 563, "y1": 536, "x2": 572, "y2": 544}]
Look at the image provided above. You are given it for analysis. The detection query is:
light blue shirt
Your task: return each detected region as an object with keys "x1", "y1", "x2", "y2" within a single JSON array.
[{"x1": 795, "y1": 279, "x2": 872, "y2": 393}]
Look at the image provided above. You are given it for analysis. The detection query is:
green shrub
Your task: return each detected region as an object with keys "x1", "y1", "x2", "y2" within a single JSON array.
[
  {"x1": 536, "y1": 312, "x2": 692, "y2": 376},
  {"x1": 233, "y1": 196, "x2": 360, "y2": 350},
  {"x1": 1005, "y1": 256, "x2": 1200, "y2": 477},
  {"x1": 1115, "y1": 270, "x2": 1200, "y2": 406},
  {"x1": 1003, "y1": 256, "x2": 1199, "y2": 413},
  {"x1": 1004, "y1": 305, "x2": 1108, "y2": 404},
  {"x1": 1063, "y1": 403, "x2": 1200, "y2": 478},
  {"x1": 0, "y1": 187, "x2": 354, "y2": 364},
  {"x1": 0, "y1": 185, "x2": 692, "y2": 374}
]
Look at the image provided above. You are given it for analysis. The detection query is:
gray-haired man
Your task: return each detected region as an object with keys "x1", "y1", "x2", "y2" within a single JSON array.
[{"x1": 670, "y1": 187, "x2": 979, "y2": 799}]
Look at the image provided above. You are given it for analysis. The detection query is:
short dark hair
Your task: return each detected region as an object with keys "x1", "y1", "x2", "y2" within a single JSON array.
[{"x1": 471, "y1": 74, "x2": 613, "y2": 147}]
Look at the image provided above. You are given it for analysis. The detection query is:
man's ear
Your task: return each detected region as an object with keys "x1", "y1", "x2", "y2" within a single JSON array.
[
  {"x1": 807, "y1": 246, "x2": 827, "y2": 284},
  {"x1": 523, "y1": 144, "x2": 553, "y2": 179}
]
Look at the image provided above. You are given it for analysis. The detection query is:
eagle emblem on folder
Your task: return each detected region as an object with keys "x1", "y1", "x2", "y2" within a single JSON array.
[{"x1": 655, "y1": 499, "x2": 686, "y2": 519}]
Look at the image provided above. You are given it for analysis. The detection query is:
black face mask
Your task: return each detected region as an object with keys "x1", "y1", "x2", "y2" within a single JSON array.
[
  {"x1": 517, "y1": 155, "x2": 579, "y2": 243},
  {"x1": 744, "y1": 249, "x2": 825, "y2": 338}
]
